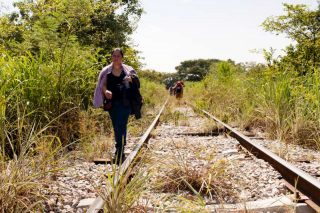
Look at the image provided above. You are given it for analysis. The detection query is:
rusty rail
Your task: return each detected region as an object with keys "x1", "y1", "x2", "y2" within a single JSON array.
[
  {"x1": 191, "y1": 104, "x2": 320, "y2": 209},
  {"x1": 86, "y1": 99, "x2": 168, "y2": 213}
]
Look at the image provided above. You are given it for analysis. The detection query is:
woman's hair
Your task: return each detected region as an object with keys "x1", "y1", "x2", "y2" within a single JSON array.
[{"x1": 111, "y1": 48, "x2": 124, "y2": 57}]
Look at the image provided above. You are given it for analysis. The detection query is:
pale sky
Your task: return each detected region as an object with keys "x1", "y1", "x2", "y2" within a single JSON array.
[
  {"x1": 131, "y1": 0, "x2": 319, "y2": 72},
  {"x1": 1, "y1": 0, "x2": 318, "y2": 72}
]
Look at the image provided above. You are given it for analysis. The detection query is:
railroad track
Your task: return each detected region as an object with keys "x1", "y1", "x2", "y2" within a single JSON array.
[
  {"x1": 69, "y1": 100, "x2": 320, "y2": 212},
  {"x1": 82, "y1": 99, "x2": 168, "y2": 213},
  {"x1": 194, "y1": 105, "x2": 320, "y2": 212}
]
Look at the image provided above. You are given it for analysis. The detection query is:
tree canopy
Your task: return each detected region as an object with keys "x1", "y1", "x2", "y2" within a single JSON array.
[
  {"x1": 0, "y1": 0, "x2": 144, "y2": 146},
  {"x1": 175, "y1": 59, "x2": 221, "y2": 81},
  {"x1": 262, "y1": 3, "x2": 320, "y2": 74},
  {"x1": 0, "y1": 0, "x2": 143, "y2": 66}
]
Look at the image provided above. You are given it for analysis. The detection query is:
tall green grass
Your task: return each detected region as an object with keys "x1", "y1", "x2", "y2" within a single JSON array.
[
  {"x1": 0, "y1": 48, "x2": 98, "y2": 154},
  {"x1": 139, "y1": 78, "x2": 167, "y2": 108},
  {"x1": 185, "y1": 61, "x2": 320, "y2": 149},
  {"x1": 0, "y1": 47, "x2": 98, "y2": 210}
]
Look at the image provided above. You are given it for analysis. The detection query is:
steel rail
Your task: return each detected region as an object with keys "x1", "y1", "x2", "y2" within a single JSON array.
[
  {"x1": 191, "y1": 104, "x2": 320, "y2": 208},
  {"x1": 87, "y1": 99, "x2": 168, "y2": 213}
]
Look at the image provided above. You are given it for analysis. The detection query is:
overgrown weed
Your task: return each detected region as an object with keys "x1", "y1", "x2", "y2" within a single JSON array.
[
  {"x1": 152, "y1": 139, "x2": 234, "y2": 204},
  {"x1": 162, "y1": 99, "x2": 189, "y2": 126},
  {"x1": 95, "y1": 151, "x2": 152, "y2": 213},
  {"x1": 0, "y1": 126, "x2": 63, "y2": 212}
]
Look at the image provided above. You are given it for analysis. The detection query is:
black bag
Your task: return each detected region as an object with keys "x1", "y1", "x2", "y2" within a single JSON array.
[{"x1": 103, "y1": 98, "x2": 112, "y2": 111}]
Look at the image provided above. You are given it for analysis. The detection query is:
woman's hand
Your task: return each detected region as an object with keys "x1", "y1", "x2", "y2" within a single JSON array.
[
  {"x1": 123, "y1": 76, "x2": 132, "y2": 83},
  {"x1": 105, "y1": 90, "x2": 112, "y2": 99}
]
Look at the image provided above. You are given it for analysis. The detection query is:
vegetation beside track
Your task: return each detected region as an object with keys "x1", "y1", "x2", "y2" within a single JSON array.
[
  {"x1": 0, "y1": 1, "x2": 166, "y2": 211},
  {"x1": 0, "y1": 0, "x2": 319, "y2": 211},
  {"x1": 184, "y1": 4, "x2": 320, "y2": 149},
  {"x1": 185, "y1": 61, "x2": 320, "y2": 149}
]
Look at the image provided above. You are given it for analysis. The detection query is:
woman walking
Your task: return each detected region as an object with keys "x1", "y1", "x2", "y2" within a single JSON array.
[{"x1": 93, "y1": 48, "x2": 139, "y2": 165}]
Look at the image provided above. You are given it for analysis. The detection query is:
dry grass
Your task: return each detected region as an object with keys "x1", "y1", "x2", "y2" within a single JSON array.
[
  {"x1": 161, "y1": 100, "x2": 190, "y2": 126},
  {"x1": 292, "y1": 120, "x2": 320, "y2": 149},
  {"x1": 173, "y1": 195, "x2": 208, "y2": 213},
  {"x1": 201, "y1": 119, "x2": 224, "y2": 134},
  {"x1": 269, "y1": 142, "x2": 291, "y2": 160},
  {"x1": 162, "y1": 110, "x2": 188, "y2": 126},
  {"x1": 0, "y1": 104, "x2": 68, "y2": 212},
  {"x1": 0, "y1": 136, "x2": 63, "y2": 212},
  {"x1": 78, "y1": 107, "x2": 113, "y2": 141},
  {"x1": 77, "y1": 107, "x2": 116, "y2": 161},
  {"x1": 80, "y1": 135, "x2": 114, "y2": 161},
  {"x1": 151, "y1": 139, "x2": 235, "y2": 204},
  {"x1": 155, "y1": 158, "x2": 233, "y2": 200},
  {"x1": 0, "y1": 159, "x2": 45, "y2": 212}
]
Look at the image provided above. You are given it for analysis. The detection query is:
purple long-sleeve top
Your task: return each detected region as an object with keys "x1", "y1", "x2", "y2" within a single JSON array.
[{"x1": 93, "y1": 63, "x2": 136, "y2": 108}]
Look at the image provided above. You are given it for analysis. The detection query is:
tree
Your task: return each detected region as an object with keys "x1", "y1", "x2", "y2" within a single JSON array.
[
  {"x1": 0, "y1": 0, "x2": 143, "y2": 64},
  {"x1": 262, "y1": 3, "x2": 320, "y2": 74},
  {"x1": 0, "y1": 0, "x2": 144, "y2": 147},
  {"x1": 175, "y1": 59, "x2": 221, "y2": 81}
]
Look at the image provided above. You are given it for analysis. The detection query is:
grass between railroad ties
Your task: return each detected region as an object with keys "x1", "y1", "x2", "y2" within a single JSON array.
[
  {"x1": 155, "y1": 154, "x2": 233, "y2": 200},
  {"x1": 143, "y1": 99, "x2": 235, "y2": 210},
  {"x1": 94, "y1": 150, "x2": 152, "y2": 213},
  {"x1": 161, "y1": 98, "x2": 190, "y2": 126},
  {"x1": 147, "y1": 136, "x2": 235, "y2": 211}
]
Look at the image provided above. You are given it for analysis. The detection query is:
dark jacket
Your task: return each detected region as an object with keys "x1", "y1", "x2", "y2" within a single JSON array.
[{"x1": 123, "y1": 74, "x2": 143, "y2": 119}]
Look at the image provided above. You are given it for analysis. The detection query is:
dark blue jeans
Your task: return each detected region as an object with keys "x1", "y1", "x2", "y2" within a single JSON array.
[{"x1": 108, "y1": 100, "x2": 131, "y2": 157}]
